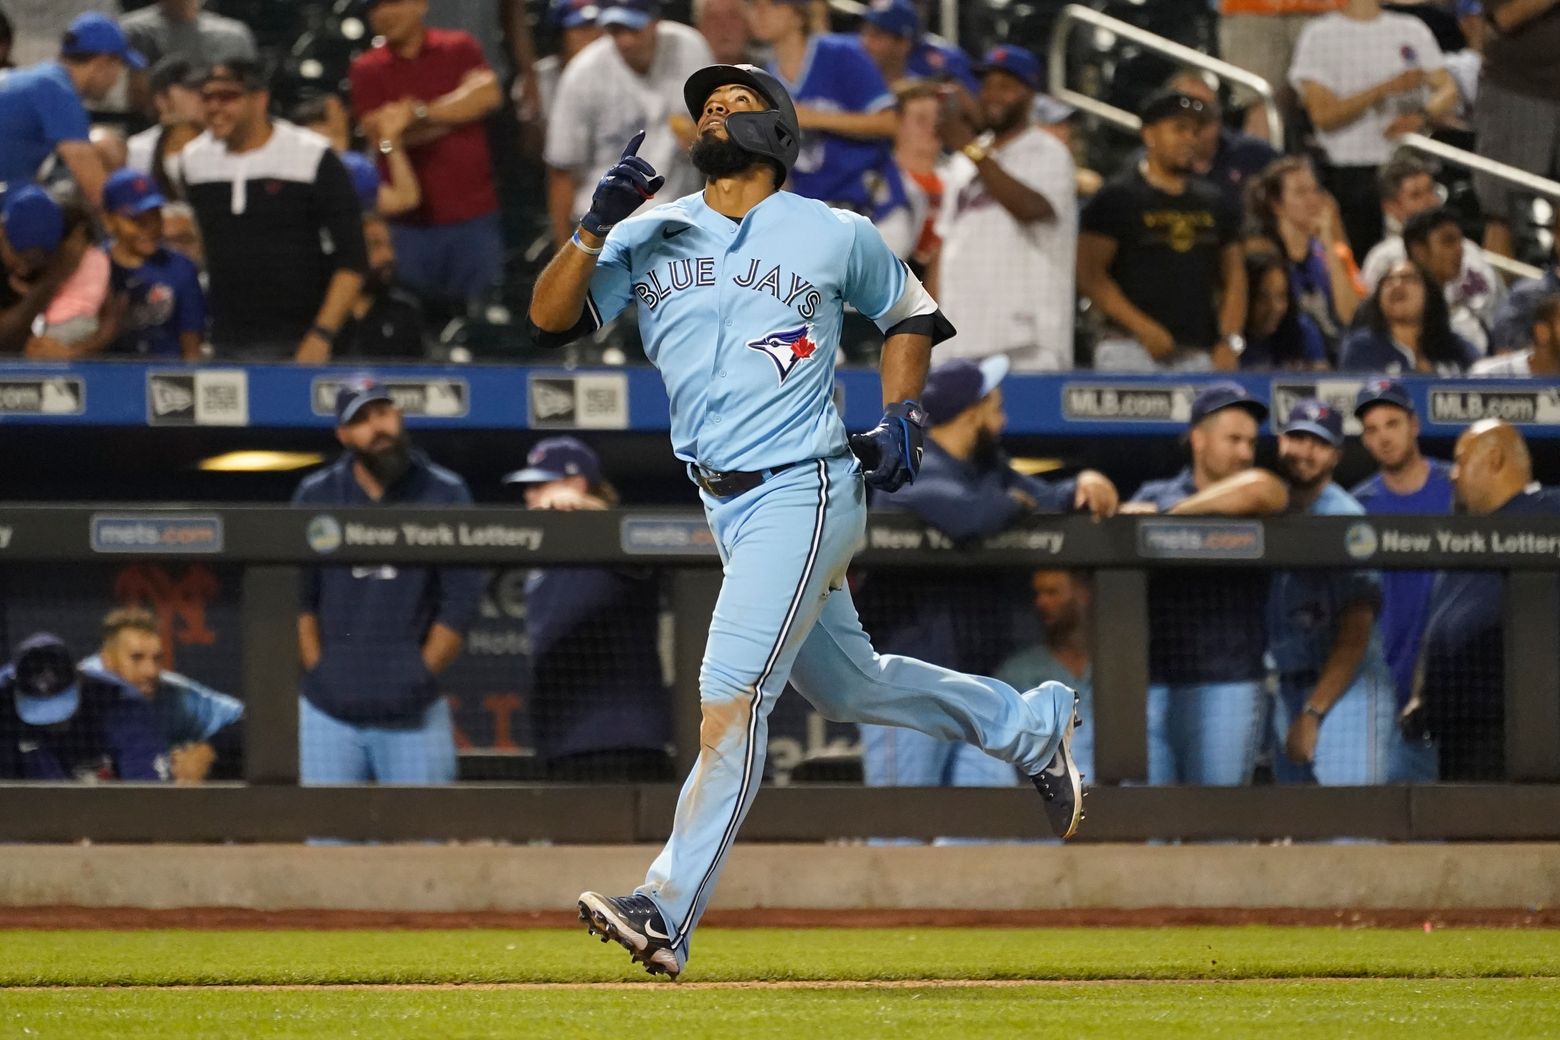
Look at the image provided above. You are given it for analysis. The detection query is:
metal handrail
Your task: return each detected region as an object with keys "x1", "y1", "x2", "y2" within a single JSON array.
[
  {"x1": 1474, "y1": 246, "x2": 1542, "y2": 283},
  {"x1": 1399, "y1": 132, "x2": 1560, "y2": 201},
  {"x1": 1397, "y1": 131, "x2": 1552, "y2": 282},
  {"x1": 1047, "y1": 3, "x2": 1283, "y2": 148}
]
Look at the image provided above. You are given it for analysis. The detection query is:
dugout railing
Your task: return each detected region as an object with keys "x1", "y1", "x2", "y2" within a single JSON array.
[{"x1": 0, "y1": 506, "x2": 1558, "y2": 843}]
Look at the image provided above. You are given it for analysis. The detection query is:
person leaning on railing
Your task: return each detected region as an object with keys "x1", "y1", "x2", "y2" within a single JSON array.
[
  {"x1": 1417, "y1": 420, "x2": 1560, "y2": 780},
  {"x1": 1348, "y1": 378, "x2": 1453, "y2": 783},
  {"x1": 858, "y1": 355, "x2": 1117, "y2": 798},
  {"x1": 80, "y1": 606, "x2": 243, "y2": 784},
  {"x1": 1267, "y1": 399, "x2": 1396, "y2": 785},
  {"x1": 1119, "y1": 382, "x2": 1290, "y2": 786}
]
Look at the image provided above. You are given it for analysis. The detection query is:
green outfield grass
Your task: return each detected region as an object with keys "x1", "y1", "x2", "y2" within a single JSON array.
[{"x1": 2, "y1": 927, "x2": 1558, "y2": 1039}]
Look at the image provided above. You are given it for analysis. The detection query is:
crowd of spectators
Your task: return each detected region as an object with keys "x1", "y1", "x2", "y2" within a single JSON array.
[{"x1": 0, "y1": 0, "x2": 1553, "y2": 370}]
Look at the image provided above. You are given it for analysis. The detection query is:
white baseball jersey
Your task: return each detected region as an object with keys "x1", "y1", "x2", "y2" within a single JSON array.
[
  {"x1": 935, "y1": 125, "x2": 1077, "y2": 370},
  {"x1": 544, "y1": 24, "x2": 713, "y2": 223}
]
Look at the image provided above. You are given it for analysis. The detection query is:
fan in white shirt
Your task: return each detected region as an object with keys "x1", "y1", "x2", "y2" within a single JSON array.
[
  {"x1": 932, "y1": 46, "x2": 1077, "y2": 371},
  {"x1": 543, "y1": 5, "x2": 713, "y2": 248},
  {"x1": 1471, "y1": 292, "x2": 1560, "y2": 377},
  {"x1": 1289, "y1": 0, "x2": 1457, "y2": 168}
]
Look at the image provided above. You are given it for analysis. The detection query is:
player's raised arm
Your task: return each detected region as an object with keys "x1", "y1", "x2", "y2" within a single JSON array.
[{"x1": 528, "y1": 130, "x2": 664, "y2": 340}]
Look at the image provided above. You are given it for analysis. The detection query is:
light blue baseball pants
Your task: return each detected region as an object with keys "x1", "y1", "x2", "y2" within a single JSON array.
[
  {"x1": 636, "y1": 454, "x2": 1073, "y2": 971},
  {"x1": 1271, "y1": 671, "x2": 1396, "y2": 786},
  {"x1": 299, "y1": 695, "x2": 457, "y2": 784},
  {"x1": 1146, "y1": 680, "x2": 1265, "y2": 786}
]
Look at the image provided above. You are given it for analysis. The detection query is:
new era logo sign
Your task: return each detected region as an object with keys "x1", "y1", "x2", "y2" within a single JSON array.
[
  {"x1": 150, "y1": 375, "x2": 195, "y2": 419},
  {"x1": 527, "y1": 373, "x2": 629, "y2": 429},
  {"x1": 146, "y1": 372, "x2": 249, "y2": 426},
  {"x1": 530, "y1": 378, "x2": 576, "y2": 423}
]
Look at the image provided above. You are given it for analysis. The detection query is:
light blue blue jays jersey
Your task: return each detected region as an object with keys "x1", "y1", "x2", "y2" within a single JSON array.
[
  {"x1": 580, "y1": 189, "x2": 940, "y2": 472},
  {"x1": 1266, "y1": 482, "x2": 1389, "y2": 679}
]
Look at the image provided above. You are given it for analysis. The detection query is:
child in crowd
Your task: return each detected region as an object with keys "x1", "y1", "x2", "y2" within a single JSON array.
[{"x1": 103, "y1": 168, "x2": 205, "y2": 360}]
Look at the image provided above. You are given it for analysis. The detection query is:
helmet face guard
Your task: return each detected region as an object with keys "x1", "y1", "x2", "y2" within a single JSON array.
[{"x1": 683, "y1": 63, "x2": 801, "y2": 178}]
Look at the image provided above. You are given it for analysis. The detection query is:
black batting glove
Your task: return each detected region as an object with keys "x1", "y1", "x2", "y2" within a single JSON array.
[
  {"x1": 850, "y1": 400, "x2": 927, "y2": 492},
  {"x1": 580, "y1": 130, "x2": 666, "y2": 238}
]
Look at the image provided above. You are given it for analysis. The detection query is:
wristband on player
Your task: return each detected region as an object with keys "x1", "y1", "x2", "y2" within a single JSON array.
[
  {"x1": 570, "y1": 230, "x2": 604, "y2": 257},
  {"x1": 1303, "y1": 704, "x2": 1326, "y2": 721}
]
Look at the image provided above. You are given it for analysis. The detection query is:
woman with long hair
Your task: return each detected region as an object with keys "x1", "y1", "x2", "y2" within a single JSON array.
[
  {"x1": 1340, "y1": 259, "x2": 1479, "y2": 374},
  {"x1": 1239, "y1": 251, "x2": 1328, "y2": 370},
  {"x1": 149, "y1": 117, "x2": 201, "y2": 202},
  {"x1": 1246, "y1": 156, "x2": 1363, "y2": 350}
]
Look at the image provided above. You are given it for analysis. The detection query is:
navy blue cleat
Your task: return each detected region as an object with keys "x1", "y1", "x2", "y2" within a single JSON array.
[
  {"x1": 578, "y1": 891, "x2": 681, "y2": 979},
  {"x1": 1031, "y1": 697, "x2": 1084, "y2": 840}
]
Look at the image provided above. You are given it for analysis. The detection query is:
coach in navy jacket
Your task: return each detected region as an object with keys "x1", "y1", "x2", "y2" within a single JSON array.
[{"x1": 291, "y1": 377, "x2": 483, "y2": 784}]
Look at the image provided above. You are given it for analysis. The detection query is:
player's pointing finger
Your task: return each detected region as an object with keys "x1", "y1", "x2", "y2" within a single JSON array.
[{"x1": 620, "y1": 130, "x2": 647, "y2": 161}]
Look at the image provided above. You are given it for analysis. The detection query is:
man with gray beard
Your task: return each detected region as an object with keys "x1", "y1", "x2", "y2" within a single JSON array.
[{"x1": 290, "y1": 376, "x2": 484, "y2": 785}]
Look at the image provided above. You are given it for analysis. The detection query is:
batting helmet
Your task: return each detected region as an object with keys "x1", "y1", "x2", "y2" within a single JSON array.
[{"x1": 682, "y1": 63, "x2": 800, "y2": 179}]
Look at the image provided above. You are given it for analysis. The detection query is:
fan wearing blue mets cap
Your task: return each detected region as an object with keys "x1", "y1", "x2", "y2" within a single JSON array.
[
  {"x1": 933, "y1": 44, "x2": 1078, "y2": 371},
  {"x1": 290, "y1": 378, "x2": 483, "y2": 785},
  {"x1": 0, "y1": 13, "x2": 142, "y2": 206},
  {"x1": 1268, "y1": 398, "x2": 1396, "y2": 784},
  {"x1": 103, "y1": 167, "x2": 206, "y2": 359},
  {"x1": 539, "y1": 61, "x2": 1086, "y2": 980},
  {"x1": 748, "y1": 0, "x2": 914, "y2": 254},
  {"x1": 856, "y1": 0, "x2": 978, "y2": 94},
  {"x1": 0, "y1": 633, "x2": 167, "y2": 781},
  {"x1": 859, "y1": 356, "x2": 1116, "y2": 801},
  {"x1": 1125, "y1": 382, "x2": 1289, "y2": 785},
  {"x1": 504, "y1": 438, "x2": 675, "y2": 782},
  {"x1": 1348, "y1": 377, "x2": 1451, "y2": 782}
]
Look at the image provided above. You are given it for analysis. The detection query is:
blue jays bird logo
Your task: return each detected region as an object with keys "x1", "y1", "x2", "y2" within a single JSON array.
[{"x1": 747, "y1": 324, "x2": 819, "y2": 384}]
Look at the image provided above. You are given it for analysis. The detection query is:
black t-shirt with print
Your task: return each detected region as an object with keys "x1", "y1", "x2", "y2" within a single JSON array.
[{"x1": 1080, "y1": 166, "x2": 1239, "y2": 350}]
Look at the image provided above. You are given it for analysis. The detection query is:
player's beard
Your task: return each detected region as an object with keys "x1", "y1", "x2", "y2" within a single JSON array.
[
  {"x1": 971, "y1": 425, "x2": 1004, "y2": 471},
  {"x1": 1278, "y1": 453, "x2": 1329, "y2": 494},
  {"x1": 356, "y1": 432, "x2": 413, "y2": 488},
  {"x1": 691, "y1": 131, "x2": 761, "y2": 179}
]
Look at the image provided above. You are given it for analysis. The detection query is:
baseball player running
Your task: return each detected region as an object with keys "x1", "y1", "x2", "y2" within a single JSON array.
[{"x1": 529, "y1": 63, "x2": 1081, "y2": 980}]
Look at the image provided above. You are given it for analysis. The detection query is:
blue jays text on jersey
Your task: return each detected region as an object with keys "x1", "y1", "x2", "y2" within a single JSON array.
[
  {"x1": 634, "y1": 257, "x2": 823, "y2": 321},
  {"x1": 542, "y1": 189, "x2": 945, "y2": 473}
]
